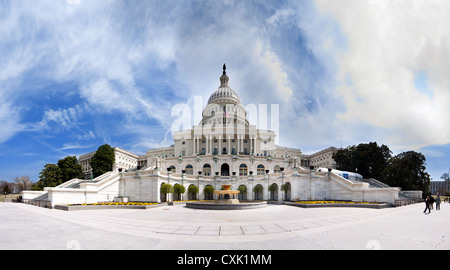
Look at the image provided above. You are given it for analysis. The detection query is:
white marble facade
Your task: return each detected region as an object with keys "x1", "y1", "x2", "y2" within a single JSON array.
[
  {"x1": 113, "y1": 65, "x2": 399, "y2": 205},
  {"x1": 24, "y1": 65, "x2": 401, "y2": 206}
]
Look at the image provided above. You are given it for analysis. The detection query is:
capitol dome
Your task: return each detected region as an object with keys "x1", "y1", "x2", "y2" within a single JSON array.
[{"x1": 207, "y1": 64, "x2": 242, "y2": 105}]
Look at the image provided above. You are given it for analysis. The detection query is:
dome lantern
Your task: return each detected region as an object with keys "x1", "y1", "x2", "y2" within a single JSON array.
[{"x1": 207, "y1": 64, "x2": 241, "y2": 105}]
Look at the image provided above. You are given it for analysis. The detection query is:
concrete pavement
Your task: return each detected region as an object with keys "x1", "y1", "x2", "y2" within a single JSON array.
[{"x1": 1, "y1": 202, "x2": 449, "y2": 250}]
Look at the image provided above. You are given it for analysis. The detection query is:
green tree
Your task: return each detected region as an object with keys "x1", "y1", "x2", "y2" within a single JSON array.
[
  {"x1": 57, "y1": 156, "x2": 83, "y2": 183},
  {"x1": 253, "y1": 185, "x2": 263, "y2": 193},
  {"x1": 268, "y1": 183, "x2": 278, "y2": 200},
  {"x1": 253, "y1": 185, "x2": 263, "y2": 200},
  {"x1": 90, "y1": 144, "x2": 115, "y2": 178},
  {"x1": 173, "y1": 184, "x2": 186, "y2": 201},
  {"x1": 237, "y1": 185, "x2": 247, "y2": 194},
  {"x1": 188, "y1": 185, "x2": 199, "y2": 200},
  {"x1": 3, "y1": 184, "x2": 10, "y2": 194},
  {"x1": 33, "y1": 164, "x2": 60, "y2": 190},
  {"x1": 160, "y1": 183, "x2": 174, "y2": 202},
  {"x1": 333, "y1": 142, "x2": 391, "y2": 180},
  {"x1": 382, "y1": 151, "x2": 431, "y2": 195},
  {"x1": 203, "y1": 185, "x2": 215, "y2": 200}
]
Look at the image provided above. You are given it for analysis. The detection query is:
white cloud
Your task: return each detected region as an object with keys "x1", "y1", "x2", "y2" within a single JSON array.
[
  {"x1": 39, "y1": 104, "x2": 86, "y2": 130},
  {"x1": 314, "y1": 0, "x2": 450, "y2": 150},
  {"x1": 3, "y1": 0, "x2": 447, "y2": 157},
  {"x1": 58, "y1": 143, "x2": 94, "y2": 151},
  {"x1": 0, "y1": 100, "x2": 25, "y2": 144}
]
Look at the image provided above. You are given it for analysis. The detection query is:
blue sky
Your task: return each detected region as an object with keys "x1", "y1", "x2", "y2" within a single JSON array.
[{"x1": 0, "y1": 0, "x2": 449, "y2": 183}]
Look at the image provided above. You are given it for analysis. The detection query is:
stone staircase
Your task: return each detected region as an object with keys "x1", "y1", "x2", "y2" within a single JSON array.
[{"x1": 23, "y1": 171, "x2": 120, "y2": 208}]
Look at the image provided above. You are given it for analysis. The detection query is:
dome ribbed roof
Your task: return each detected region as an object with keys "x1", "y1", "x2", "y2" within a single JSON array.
[
  {"x1": 207, "y1": 86, "x2": 241, "y2": 104},
  {"x1": 207, "y1": 64, "x2": 242, "y2": 105}
]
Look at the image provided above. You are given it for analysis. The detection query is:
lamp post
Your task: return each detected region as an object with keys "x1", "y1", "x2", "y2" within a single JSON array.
[
  {"x1": 309, "y1": 166, "x2": 315, "y2": 201},
  {"x1": 266, "y1": 169, "x2": 270, "y2": 201},
  {"x1": 280, "y1": 167, "x2": 284, "y2": 201},
  {"x1": 249, "y1": 171, "x2": 254, "y2": 200},
  {"x1": 167, "y1": 167, "x2": 171, "y2": 185},
  {"x1": 181, "y1": 169, "x2": 186, "y2": 186},
  {"x1": 197, "y1": 171, "x2": 202, "y2": 201},
  {"x1": 215, "y1": 171, "x2": 219, "y2": 191}
]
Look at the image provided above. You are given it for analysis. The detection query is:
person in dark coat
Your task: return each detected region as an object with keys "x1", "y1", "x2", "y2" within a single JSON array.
[
  {"x1": 430, "y1": 196, "x2": 435, "y2": 209},
  {"x1": 436, "y1": 196, "x2": 441, "y2": 210},
  {"x1": 424, "y1": 196, "x2": 431, "y2": 214}
]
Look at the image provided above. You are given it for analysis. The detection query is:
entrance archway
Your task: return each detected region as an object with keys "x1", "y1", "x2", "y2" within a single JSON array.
[
  {"x1": 238, "y1": 185, "x2": 248, "y2": 200},
  {"x1": 160, "y1": 182, "x2": 167, "y2": 202},
  {"x1": 221, "y1": 163, "x2": 230, "y2": 176},
  {"x1": 283, "y1": 182, "x2": 291, "y2": 201},
  {"x1": 253, "y1": 184, "x2": 263, "y2": 200},
  {"x1": 269, "y1": 183, "x2": 278, "y2": 201}
]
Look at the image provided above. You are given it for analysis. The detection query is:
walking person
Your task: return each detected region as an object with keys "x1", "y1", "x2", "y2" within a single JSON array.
[
  {"x1": 430, "y1": 196, "x2": 435, "y2": 209},
  {"x1": 424, "y1": 196, "x2": 431, "y2": 214},
  {"x1": 436, "y1": 195, "x2": 441, "y2": 210}
]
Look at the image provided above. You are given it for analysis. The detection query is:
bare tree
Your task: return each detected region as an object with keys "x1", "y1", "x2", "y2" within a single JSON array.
[{"x1": 14, "y1": 176, "x2": 33, "y2": 192}]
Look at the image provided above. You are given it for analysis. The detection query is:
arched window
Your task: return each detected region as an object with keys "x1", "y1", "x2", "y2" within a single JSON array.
[
  {"x1": 274, "y1": 165, "x2": 281, "y2": 173},
  {"x1": 257, "y1": 164, "x2": 265, "y2": 175},
  {"x1": 168, "y1": 165, "x2": 176, "y2": 173},
  {"x1": 221, "y1": 163, "x2": 230, "y2": 176},
  {"x1": 203, "y1": 164, "x2": 211, "y2": 176},
  {"x1": 185, "y1": 164, "x2": 193, "y2": 175},
  {"x1": 239, "y1": 164, "x2": 248, "y2": 176}
]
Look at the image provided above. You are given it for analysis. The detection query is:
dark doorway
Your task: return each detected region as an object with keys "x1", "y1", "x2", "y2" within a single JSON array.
[{"x1": 221, "y1": 163, "x2": 230, "y2": 176}]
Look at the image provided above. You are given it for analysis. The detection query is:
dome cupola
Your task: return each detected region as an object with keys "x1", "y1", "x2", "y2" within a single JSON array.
[{"x1": 207, "y1": 64, "x2": 242, "y2": 105}]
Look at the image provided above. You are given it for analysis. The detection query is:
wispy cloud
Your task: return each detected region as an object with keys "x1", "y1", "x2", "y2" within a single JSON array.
[
  {"x1": 0, "y1": 0, "x2": 448, "y2": 182},
  {"x1": 58, "y1": 143, "x2": 95, "y2": 151}
]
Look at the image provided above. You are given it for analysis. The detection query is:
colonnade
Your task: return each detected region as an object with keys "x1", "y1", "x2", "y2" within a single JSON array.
[{"x1": 192, "y1": 134, "x2": 256, "y2": 155}]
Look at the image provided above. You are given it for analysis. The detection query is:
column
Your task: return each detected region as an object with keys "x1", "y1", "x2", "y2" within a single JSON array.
[
  {"x1": 197, "y1": 136, "x2": 200, "y2": 154},
  {"x1": 192, "y1": 136, "x2": 196, "y2": 155},
  {"x1": 206, "y1": 135, "x2": 209, "y2": 155},
  {"x1": 209, "y1": 135, "x2": 212, "y2": 155},
  {"x1": 219, "y1": 135, "x2": 222, "y2": 155},
  {"x1": 228, "y1": 135, "x2": 231, "y2": 155}
]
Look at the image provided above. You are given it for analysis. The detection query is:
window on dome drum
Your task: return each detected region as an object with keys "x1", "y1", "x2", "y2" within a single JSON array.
[
  {"x1": 222, "y1": 147, "x2": 227, "y2": 154},
  {"x1": 203, "y1": 164, "x2": 211, "y2": 176},
  {"x1": 185, "y1": 165, "x2": 193, "y2": 175},
  {"x1": 257, "y1": 164, "x2": 265, "y2": 175},
  {"x1": 239, "y1": 164, "x2": 248, "y2": 176}
]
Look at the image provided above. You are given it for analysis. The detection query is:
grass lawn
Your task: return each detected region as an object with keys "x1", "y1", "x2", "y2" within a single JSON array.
[{"x1": 0, "y1": 194, "x2": 21, "y2": 202}]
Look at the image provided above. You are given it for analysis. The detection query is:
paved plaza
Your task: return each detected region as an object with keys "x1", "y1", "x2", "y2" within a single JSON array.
[{"x1": 1, "y1": 202, "x2": 450, "y2": 250}]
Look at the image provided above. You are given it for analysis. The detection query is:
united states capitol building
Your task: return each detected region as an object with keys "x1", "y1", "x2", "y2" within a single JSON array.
[{"x1": 24, "y1": 65, "x2": 406, "y2": 207}]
